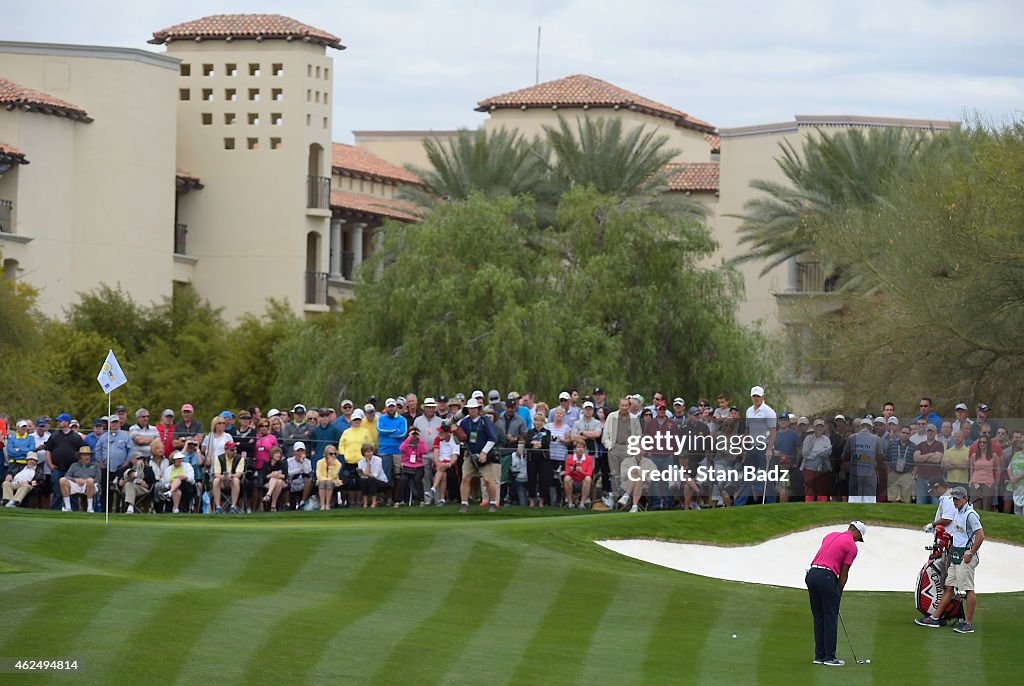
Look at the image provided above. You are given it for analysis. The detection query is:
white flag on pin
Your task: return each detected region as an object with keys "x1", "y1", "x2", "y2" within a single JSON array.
[{"x1": 96, "y1": 350, "x2": 128, "y2": 394}]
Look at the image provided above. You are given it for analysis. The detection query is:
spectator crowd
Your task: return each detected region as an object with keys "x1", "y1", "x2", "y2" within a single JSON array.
[{"x1": 2, "y1": 389, "x2": 1022, "y2": 516}]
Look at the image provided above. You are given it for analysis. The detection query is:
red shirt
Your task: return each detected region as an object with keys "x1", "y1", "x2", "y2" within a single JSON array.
[
  {"x1": 157, "y1": 423, "x2": 175, "y2": 456},
  {"x1": 565, "y1": 452, "x2": 594, "y2": 482},
  {"x1": 810, "y1": 530, "x2": 858, "y2": 576}
]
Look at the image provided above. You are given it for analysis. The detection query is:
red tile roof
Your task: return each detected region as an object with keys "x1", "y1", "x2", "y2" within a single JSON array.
[
  {"x1": 331, "y1": 143, "x2": 421, "y2": 186},
  {"x1": 477, "y1": 74, "x2": 715, "y2": 133},
  {"x1": 330, "y1": 189, "x2": 420, "y2": 222},
  {"x1": 664, "y1": 162, "x2": 719, "y2": 193},
  {"x1": 150, "y1": 14, "x2": 344, "y2": 50},
  {"x1": 175, "y1": 168, "x2": 203, "y2": 190},
  {"x1": 0, "y1": 141, "x2": 28, "y2": 164},
  {"x1": 705, "y1": 133, "x2": 720, "y2": 154},
  {"x1": 0, "y1": 78, "x2": 92, "y2": 122}
]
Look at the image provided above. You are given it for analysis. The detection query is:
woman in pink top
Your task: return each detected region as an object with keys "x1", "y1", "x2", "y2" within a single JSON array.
[
  {"x1": 253, "y1": 419, "x2": 279, "y2": 471},
  {"x1": 969, "y1": 436, "x2": 1000, "y2": 511},
  {"x1": 396, "y1": 428, "x2": 429, "y2": 506}
]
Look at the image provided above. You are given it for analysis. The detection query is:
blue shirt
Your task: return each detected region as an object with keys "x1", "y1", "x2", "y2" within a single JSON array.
[
  {"x1": 332, "y1": 417, "x2": 352, "y2": 435},
  {"x1": 773, "y1": 427, "x2": 800, "y2": 461},
  {"x1": 913, "y1": 412, "x2": 943, "y2": 431},
  {"x1": 517, "y1": 405, "x2": 534, "y2": 430},
  {"x1": 309, "y1": 424, "x2": 342, "y2": 462},
  {"x1": 94, "y1": 430, "x2": 133, "y2": 471},
  {"x1": 376, "y1": 413, "x2": 408, "y2": 455}
]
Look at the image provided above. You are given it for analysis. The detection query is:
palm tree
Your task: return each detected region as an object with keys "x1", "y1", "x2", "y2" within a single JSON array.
[
  {"x1": 402, "y1": 127, "x2": 551, "y2": 210},
  {"x1": 543, "y1": 116, "x2": 706, "y2": 220},
  {"x1": 732, "y1": 127, "x2": 932, "y2": 274}
]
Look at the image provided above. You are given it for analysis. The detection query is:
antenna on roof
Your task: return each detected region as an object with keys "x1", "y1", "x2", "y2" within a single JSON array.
[{"x1": 535, "y1": 4, "x2": 543, "y2": 85}]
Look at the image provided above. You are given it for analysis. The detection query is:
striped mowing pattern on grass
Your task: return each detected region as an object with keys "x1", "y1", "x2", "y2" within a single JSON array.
[{"x1": 0, "y1": 504, "x2": 1021, "y2": 685}]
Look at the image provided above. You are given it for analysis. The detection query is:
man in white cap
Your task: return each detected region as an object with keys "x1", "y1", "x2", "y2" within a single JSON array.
[
  {"x1": 377, "y1": 398, "x2": 408, "y2": 498},
  {"x1": 414, "y1": 398, "x2": 442, "y2": 501},
  {"x1": 3, "y1": 452, "x2": 43, "y2": 507},
  {"x1": 916, "y1": 486, "x2": 983, "y2": 633},
  {"x1": 806, "y1": 521, "x2": 866, "y2": 666},
  {"x1": 737, "y1": 385, "x2": 776, "y2": 505},
  {"x1": 842, "y1": 418, "x2": 884, "y2": 503},
  {"x1": 458, "y1": 398, "x2": 499, "y2": 512}
]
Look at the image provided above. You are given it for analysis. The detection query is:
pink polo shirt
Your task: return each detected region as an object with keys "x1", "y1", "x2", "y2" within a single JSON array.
[{"x1": 810, "y1": 530, "x2": 858, "y2": 575}]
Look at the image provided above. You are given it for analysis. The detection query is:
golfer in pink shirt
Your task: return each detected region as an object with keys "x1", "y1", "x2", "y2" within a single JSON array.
[{"x1": 805, "y1": 521, "x2": 865, "y2": 666}]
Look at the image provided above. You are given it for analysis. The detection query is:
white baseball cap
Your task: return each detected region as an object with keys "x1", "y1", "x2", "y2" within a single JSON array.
[
  {"x1": 750, "y1": 386, "x2": 765, "y2": 397},
  {"x1": 672, "y1": 397, "x2": 685, "y2": 406},
  {"x1": 293, "y1": 441, "x2": 306, "y2": 452},
  {"x1": 850, "y1": 520, "x2": 867, "y2": 539},
  {"x1": 267, "y1": 408, "x2": 281, "y2": 418},
  {"x1": 385, "y1": 397, "x2": 397, "y2": 407},
  {"x1": 558, "y1": 391, "x2": 570, "y2": 401},
  {"x1": 351, "y1": 409, "x2": 366, "y2": 421},
  {"x1": 582, "y1": 401, "x2": 595, "y2": 409},
  {"x1": 888, "y1": 416, "x2": 899, "y2": 425},
  {"x1": 363, "y1": 404, "x2": 375, "y2": 413}
]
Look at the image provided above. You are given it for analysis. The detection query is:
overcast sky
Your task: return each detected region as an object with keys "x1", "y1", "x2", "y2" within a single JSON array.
[{"x1": 5, "y1": 0, "x2": 1022, "y2": 142}]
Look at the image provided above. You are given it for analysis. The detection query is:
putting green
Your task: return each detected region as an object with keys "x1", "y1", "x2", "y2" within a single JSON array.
[{"x1": 1, "y1": 504, "x2": 1021, "y2": 685}]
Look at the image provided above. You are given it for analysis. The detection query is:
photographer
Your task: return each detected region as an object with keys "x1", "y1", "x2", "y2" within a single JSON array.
[{"x1": 457, "y1": 398, "x2": 498, "y2": 513}]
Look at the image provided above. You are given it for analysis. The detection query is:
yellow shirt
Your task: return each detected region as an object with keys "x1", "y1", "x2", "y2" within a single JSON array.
[
  {"x1": 339, "y1": 425, "x2": 374, "y2": 464},
  {"x1": 944, "y1": 445, "x2": 970, "y2": 484},
  {"x1": 316, "y1": 458, "x2": 342, "y2": 484}
]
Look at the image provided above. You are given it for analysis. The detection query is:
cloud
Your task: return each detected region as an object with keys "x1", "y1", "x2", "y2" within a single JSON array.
[{"x1": 2, "y1": 0, "x2": 1021, "y2": 139}]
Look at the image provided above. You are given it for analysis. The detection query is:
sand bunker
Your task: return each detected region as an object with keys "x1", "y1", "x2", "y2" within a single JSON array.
[{"x1": 597, "y1": 525, "x2": 1024, "y2": 593}]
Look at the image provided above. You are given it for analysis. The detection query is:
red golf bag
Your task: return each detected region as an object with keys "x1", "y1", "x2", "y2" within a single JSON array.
[{"x1": 915, "y1": 525, "x2": 964, "y2": 624}]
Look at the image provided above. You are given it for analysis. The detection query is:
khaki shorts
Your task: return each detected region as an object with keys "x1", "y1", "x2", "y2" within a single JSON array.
[
  {"x1": 946, "y1": 555, "x2": 979, "y2": 592},
  {"x1": 462, "y1": 456, "x2": 499, "y2": 483}
]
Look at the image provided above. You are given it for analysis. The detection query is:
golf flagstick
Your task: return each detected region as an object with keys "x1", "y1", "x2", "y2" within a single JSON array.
[
  {"x1": 96, "y1": 350, "x2": 128, "y2": 525},
  {"x1": 105, "y1": 391, "x2": 111, "y2": 526}
]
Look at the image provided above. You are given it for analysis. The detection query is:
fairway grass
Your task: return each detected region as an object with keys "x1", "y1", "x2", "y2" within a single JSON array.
[{"x1": 1, "y1": 504, "x2": 1021, "y2": 685}]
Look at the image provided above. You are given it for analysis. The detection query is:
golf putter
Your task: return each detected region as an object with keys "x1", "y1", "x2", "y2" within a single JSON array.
[{"x1": 838, "y1": 612, "x2": 866, "y2": 664}]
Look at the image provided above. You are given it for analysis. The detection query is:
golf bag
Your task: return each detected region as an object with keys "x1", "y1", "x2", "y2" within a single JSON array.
[{"x1": 915, "y1": 525, "x2": 964, "y2": 624}]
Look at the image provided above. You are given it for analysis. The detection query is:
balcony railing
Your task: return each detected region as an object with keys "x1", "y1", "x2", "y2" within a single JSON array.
[
  {"x1": 0, "y1": 199, "x2": 12, "y2": 233},
  {"x1": 307, "y1": 175, "x2": 331, "y2": 209},
  {"x1": 305, "y1": 270, "x2": 328, "y2": 305},
  {"x1": 174, "y1": 223, "x2": 188, "y2": 254}
]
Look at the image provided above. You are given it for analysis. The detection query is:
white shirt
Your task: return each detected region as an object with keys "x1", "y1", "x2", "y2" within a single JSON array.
[
  {"x1": 435, "y1": 435, "x2": 460, "y2": 463},
  {"x1": 160, "y1": 461, "x2": 195, "y2": 487},
  {"x1": 358, "y1": 455, "x2": 386, "y2": 482},
  {"x1": 934, "y1": 493, "x2": 956, "y2": 524},
  {"x1": 745, "y1": 402, "x2": 777, "y2": 438},
  {"x1": 951, "y1": 503, "x2": 983, "y2": 560},
  {"x1": 12, "y1": 465, "x2": 37, "y2": 484}
]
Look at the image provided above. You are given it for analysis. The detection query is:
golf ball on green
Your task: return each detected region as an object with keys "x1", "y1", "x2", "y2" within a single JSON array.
[
  {"x1": 866, "y1": 659, "x2": 871, "y2": 664},
  {"x1": 731, "y1": 634, "x2": 737, "y2": 639}
]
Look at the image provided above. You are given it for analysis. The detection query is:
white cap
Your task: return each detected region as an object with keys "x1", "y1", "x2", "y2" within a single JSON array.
[
  {"x1": 860, "y1": 418, "x2": 873, "y2": 427},
  {"x1": 888, "y1": 416, "x2": 899, "y2": 425},
  {"x1": 750, "y1": 386, "x2": 764, "y2": 397},
  {"x1": 558, "y1": 391, "x2": 570, "y2": 401},
  {"x1": 466, "y1": 398, "x2": 481, "y2": 409},
  {"x1": 351, "y1": 409, "x2": 366, "y2": 421},
  {"x1": 796, "y1": 416, "x2": 809, "y2": 425},
  {"x1": 293, "y1": 441, "x2": 306, "y2": 452},
  {"x1": 834, "y1": 414, "x2": 846, "y2": 421},
  {"x1": 672, "y1": 397, "x2": 685, "y2": 406},
  {"x1": 471, "y1": 390, "x2": 485, "y2": 400},
  {"x1": 171, "y1": 451, "x2": 184, "y2": 460},
  {"x1": 385, "y1": 397, "x2": 397, "y2": 407},
  {"x1": 17, "y1": 419, "x2": 30, "y2": 428},
  {"x1": 954, "y1": 402, "x2": 968, "y2": 411},
  {"x1": 363, "y1": 404, "x2": 375, "y2": 413},
  {"x1": 873, "y1": 416, "x2": 885, "y2": 424},
  {"x1": 850, "y1": 520, "x2": 867, "y2": 539},
  {"x1": 423, "y1": 397, "x2": 437, "y2": 407},
  {"x1": 582, "y1": 401, "x2": 595, "y2": 409},
  {"x1": 267, "y1": 408, "x2": 281, "y2": 418}
]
